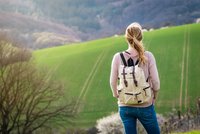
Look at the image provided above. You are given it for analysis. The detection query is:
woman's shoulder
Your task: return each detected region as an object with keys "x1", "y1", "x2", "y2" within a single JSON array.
[
  {"x1": 144, "y1": 51, "x2": 153, "y2": 55},
  {"x1": 112, "y1": 52, "x2": 121, "y2": 61},
  {"x1": 144, "y1": 51, "x2": 156, "y2": 65},
  {"x1": 113, "y1": 52, "x2": 120, "y2": 58},
  {"x1": 144, "y1": 51, "x2": 155, "y2": 59}
]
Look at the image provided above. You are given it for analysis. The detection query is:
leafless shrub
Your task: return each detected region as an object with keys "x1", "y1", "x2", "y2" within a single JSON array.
[
  {"x1": 162, "y1": 106, "x2": 200, "y2": 134},
  {"x1": 96, "y1": 113, "x2": 123, "y2": 134},
  {"x1": 96, "y1": 112, "x2": 166, "y2": 134}
]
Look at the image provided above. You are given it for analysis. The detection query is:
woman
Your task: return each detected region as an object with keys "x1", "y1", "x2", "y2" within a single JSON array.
[{"x1": 110, "y1": 22, "x2": 160, "y2": 134}]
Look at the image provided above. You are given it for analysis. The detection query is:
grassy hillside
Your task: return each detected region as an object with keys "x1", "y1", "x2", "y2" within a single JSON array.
[{"x1": 34, "y1": 23, "x2": 200, "y2": 128}]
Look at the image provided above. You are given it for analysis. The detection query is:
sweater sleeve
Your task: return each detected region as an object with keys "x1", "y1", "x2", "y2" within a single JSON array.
[
  {"x1": 148, "y1": 52, "x2": 160, "y2": 91},
  {"x1": 110, "y1": 53, "x2": 120, "y2": 97}
]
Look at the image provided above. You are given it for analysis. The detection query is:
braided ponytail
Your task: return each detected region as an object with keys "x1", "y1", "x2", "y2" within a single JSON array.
[{"x1": 125, "y1": 23, "x2": 146, "y2": 64}]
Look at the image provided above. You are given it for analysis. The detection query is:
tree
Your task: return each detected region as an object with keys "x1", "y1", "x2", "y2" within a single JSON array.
[{"x1": 0, "y1": 37, "x2": 75, "y2": 134}]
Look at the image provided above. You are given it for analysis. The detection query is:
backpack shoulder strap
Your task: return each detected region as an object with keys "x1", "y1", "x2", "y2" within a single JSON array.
[
  {"x1": 135, "y1": 59, "x2": 139, "y2": 66},
  {"x1": 120, "y1": 52, "x2": 127, "y2": 66}
]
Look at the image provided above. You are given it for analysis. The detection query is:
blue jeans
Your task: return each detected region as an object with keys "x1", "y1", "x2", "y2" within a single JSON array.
[{"x1": 119, "y1": 105, "x2": 160, "y2": 134}]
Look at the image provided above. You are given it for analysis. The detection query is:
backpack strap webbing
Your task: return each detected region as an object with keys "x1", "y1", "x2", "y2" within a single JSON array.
[
  {"x1": 120, "y1": 53, "x2": 128, "y2": 87},
  {"x1": 120, "y1": 53, "x2": 127, "y2": 66},
  {"x1": 135, "y1": 59, "x2": 139, "y2": 66},
  {"x1": 131, "y1": 66, "x2": 138, "y2": 87}
]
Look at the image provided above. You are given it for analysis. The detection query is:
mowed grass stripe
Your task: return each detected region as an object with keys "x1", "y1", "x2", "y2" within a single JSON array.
[
  {"x1": 187, "y1": 24, "x2": 200, "y2": 110},
  {"x1": 74, "y1": 50, "x2": 108, "y2": 113},
  {"x1": 148, "y1": 25, "x2": 187, "y2": 112},
  {"x1": 81, "y1": 50, "x2": 108, "y2": 102},
  {"x1": 184, "y1": 26, "x2": 190, "y2": 110},
  {"x1": 73, "y1": 51, "x2": 105, "y2": 112},
  {"x1": 179, "y1": 26, "x2": 187, "y2": 111}
]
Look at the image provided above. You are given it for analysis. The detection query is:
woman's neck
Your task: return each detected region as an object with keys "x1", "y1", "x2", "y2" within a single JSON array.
[
  {"x1": 127, "y1": 46, "x2": 137, "y2": 53},
  {"x1": 125, "y1": 46, "x2": 138, "y2": 57}
]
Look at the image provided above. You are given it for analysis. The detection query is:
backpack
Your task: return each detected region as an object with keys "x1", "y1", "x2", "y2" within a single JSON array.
[{"x1": 117, "y1": 52, "x2": 152, "y2": 105}]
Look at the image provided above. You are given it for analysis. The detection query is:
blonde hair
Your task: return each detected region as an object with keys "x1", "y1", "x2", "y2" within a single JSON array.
[{"x1": 125, "y1": 22, "x2": 146, "y2": 64}]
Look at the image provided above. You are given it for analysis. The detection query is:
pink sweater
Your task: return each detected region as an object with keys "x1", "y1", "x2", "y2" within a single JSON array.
[{"x1": 110, "y1": 50, "x2": 160, "y2": 107}]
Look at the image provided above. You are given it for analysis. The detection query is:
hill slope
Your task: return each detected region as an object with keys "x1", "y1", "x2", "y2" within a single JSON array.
[
  {"x1": 0, "y1": 12, "x2": 81, "y2": 49},
  {"x1": 34, "y1": 23, "x2": 200, "y2": 127}
]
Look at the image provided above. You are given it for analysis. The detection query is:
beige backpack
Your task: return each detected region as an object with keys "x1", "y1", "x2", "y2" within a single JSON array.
[{"x1": 118, "y1": 52, "x2": 152, "y2": 105}]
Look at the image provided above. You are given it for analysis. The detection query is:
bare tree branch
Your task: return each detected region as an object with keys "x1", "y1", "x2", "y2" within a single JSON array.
[{"x1": 0, "y1": 36, "x2": 76, "y2": 134}]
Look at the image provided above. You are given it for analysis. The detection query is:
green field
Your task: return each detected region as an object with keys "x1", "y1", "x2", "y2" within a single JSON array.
[
  {"x1": 34, "y1": 23, "x2": 200, "y2": 128},
  {"x1": 173, "y1": 130, "x2": 200, "y2": 134}
]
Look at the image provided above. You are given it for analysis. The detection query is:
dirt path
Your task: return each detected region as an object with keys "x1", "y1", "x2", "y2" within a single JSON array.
[{"x1": 73, "y1": 50, "x2": 106, "y2": 113}]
